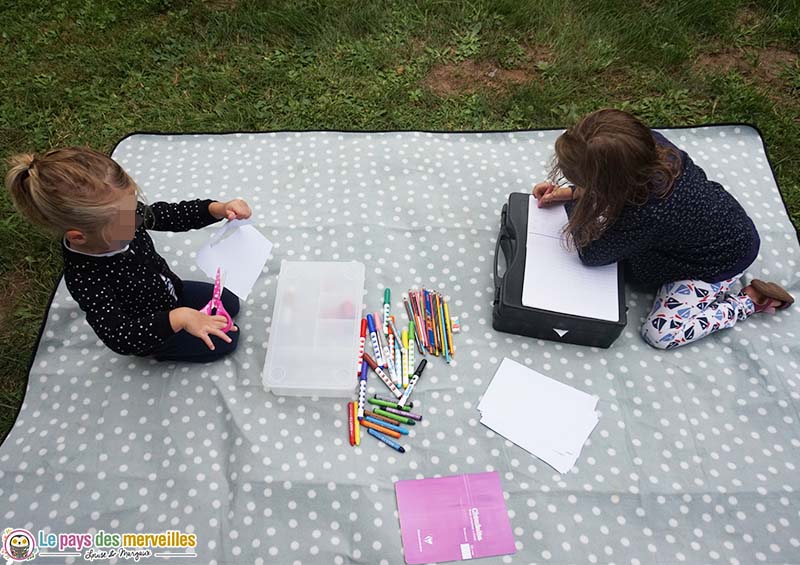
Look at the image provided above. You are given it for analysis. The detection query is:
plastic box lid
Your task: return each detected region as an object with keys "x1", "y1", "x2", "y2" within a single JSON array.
[{"x1": 263, "y1": 261, "x2": 365, "y2": 397}]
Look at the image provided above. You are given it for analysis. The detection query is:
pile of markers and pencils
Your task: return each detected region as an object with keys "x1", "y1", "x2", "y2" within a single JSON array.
[{"x1": 348, "y1": 287, "x2": 460, "y2": 453}]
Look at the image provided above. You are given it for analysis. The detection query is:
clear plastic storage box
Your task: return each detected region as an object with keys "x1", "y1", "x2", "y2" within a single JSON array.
[{"x1": 263, "y1": 261, "x2": 365, "y2": 397}]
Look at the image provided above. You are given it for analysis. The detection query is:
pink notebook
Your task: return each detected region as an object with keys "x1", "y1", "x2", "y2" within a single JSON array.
[{"x1": 394, "y1": 472, "x2": 516, "y2": 564}]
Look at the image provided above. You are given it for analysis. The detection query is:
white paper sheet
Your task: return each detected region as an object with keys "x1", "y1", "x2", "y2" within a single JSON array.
[
  {"x1": 196, "y1": 219, "x2": 273, "y2": 301},
  {"x1": 522, "y1": 195, "x2": 620, "y2": 322},
  {"x1": 478, "y1": 358, "x2": 600, "y2": 473}
]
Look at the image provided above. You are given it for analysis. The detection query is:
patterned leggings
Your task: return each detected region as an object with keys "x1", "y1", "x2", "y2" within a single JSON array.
[{"x1": 641, "y1": 274, "x2": 755, "y2": 350}]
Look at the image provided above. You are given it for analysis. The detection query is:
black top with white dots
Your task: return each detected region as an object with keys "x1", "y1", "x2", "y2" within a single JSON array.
[
  {"x1": 63, "y1": 199, "x2": 220, "y2": 356},
  {"x1": 565, "y1": 131, "x2": 760, "y2": 288}
]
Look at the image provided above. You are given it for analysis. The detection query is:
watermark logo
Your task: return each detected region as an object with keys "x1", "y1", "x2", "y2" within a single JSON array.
[
  {"x1": 1, "y1": 528, "x2": 196, "y2": 562},
  {"x1": 2, "y1": 528, "x2": 38, "y2": 562}
]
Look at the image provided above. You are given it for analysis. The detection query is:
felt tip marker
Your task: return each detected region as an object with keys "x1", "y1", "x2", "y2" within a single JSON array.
[
  {"x1": 394, "y1": 341, "x2": 403, "y2": 388},
  {"x1": 398, "y1": 359, "x2": 427, "y2": 408},
  {"x1": 359, "y1": 419, "x2": 402, "y2": 439},
  {"x1": 368, "y1": 397, "x2": 411, "y2": 411},
  {"x1": 356, "y1": 318, "x2": 367, "y2": 374},
  {"x1": 364, "y1": 415, "x2": 409, "y2": 435},
  {"x1": 357, "y1": 359, "x2": 368, "y2": 419},
  {"x1": 382, "y1": 406, "x2": 423, "y2": 421},
  {"x1": 348, "y1": 402, "x2": 355, "y2": 446},
  {"x1": 407, "y1": 322, "x2": 415, "y2": 387},
  {"x1": 366, "y1": 314, "x2": 385, "y2": 367},
  {"x1": 363, "y1": 352, "x2": 403, "y2": 399},
  {"x1": 383, "y1": 342, "x2": 400, "y2": 385},
  {"x1": 364, "y1": 409, "x2": 415, "y2": 426},
  {"x1": 353, "y1": 401, "x2": 361, "y2": 446},
  {"x1": 374, "y1": 393, "x2": 413, "y2": 409},
  {"x1": 373, "y1": 311, "x2": 388, "y2": 366},
  {"x1": 373, "y1": 408, "x2": 415, "y2": 425},
  {"x1": 367, "y1": 428, "x2": 406, "y2": 453},
  {"x1": 383, "y1": 289, "x2": 391, "y2": 338}
]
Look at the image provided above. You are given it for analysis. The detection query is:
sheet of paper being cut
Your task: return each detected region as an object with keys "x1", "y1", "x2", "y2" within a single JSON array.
[{"x1": 196, "y1": 219, "x2": 273, "y2": 302}]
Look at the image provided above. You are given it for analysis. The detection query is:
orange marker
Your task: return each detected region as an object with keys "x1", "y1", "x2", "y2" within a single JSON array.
[{"x1": 359, "y1": 419, "x2": 401, "y2": 439}]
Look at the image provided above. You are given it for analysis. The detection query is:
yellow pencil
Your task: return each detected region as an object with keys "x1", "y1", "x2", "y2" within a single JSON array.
[
  {"x1": 444, "y1": 298, "x2": 455, "y2": 357},
  {"x1": 353, "y1": 402, "x2": 361, "y2": 446},
  {"x1": 437, "y1": 293, "x2": 448, "y2": 358},
  {"x1": 401, "y1": 328, "x2": 410, "y2": 388}
]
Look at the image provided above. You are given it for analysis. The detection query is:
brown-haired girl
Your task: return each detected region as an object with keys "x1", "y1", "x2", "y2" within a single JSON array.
[
  {"x1": 5, "y1": 147, "x2": 251, "y2": 362},
  {"x1": 533, "y1": 109, "x2": 793, "y2": 349}
]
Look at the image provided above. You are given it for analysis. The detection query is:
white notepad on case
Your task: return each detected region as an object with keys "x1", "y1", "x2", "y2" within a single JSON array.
[{"x1": 522, "y1": 195, "x2": 619, "y2": 322}]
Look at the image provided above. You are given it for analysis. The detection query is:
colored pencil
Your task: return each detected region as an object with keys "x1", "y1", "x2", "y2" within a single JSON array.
[{"x1": 444, "y1": 297, "x2": 455, "y2": 357}]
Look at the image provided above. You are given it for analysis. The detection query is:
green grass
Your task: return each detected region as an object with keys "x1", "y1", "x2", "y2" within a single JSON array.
[{"x1": 1, "y1": 0, "x2": 799, "y2": 440}]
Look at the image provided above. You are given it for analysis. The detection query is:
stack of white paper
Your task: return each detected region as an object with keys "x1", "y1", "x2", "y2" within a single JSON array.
[{"x1": 478, "y1": 358, "x2": 599, "y2": 473}]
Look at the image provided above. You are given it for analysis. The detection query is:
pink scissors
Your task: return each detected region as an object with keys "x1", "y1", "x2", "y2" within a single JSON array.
[{"x1": 200, "y1": 267, "x2": 233, "y2": 333}]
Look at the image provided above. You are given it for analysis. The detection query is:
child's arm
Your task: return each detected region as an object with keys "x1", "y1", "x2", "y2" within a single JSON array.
[
  {"x1": 138, "y1": 198, "x2": 251, "y2": 232},
  {"x1": 574, "y1": 222, "x2": 651, "y2": 267},
  {"x1": 565, "y1": 203, "x2": 650, "y2": 267},
  {"x1": 65, "y1": 272, "x2": 228, "y2": 355}
]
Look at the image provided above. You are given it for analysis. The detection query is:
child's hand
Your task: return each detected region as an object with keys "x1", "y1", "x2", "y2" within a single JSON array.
[
  {"x1": 170, "y1": 307, "x2": 238, "y2": 350},
  {"x1": 210, "y1": 198, "x2": 252, "y2": 221},
  {"x1": 532, "y1": 181, "x2": 573, "y2": 208}
]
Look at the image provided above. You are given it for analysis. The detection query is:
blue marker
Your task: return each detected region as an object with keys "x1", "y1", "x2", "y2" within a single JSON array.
[
  {"x1": 364, "y1": 415, "x2": 409, "y2": 435},
  {"x1": 366, "y1": 314, "x2": 385, "y2": 367},
  {"x1": 367, "y1": 428, "x2": 406, "y2": 453}
]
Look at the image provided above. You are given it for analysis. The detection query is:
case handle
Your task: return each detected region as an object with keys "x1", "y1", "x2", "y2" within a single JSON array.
[{"x1": 493, "y1": 205, "x2": 515, "y2": 305}]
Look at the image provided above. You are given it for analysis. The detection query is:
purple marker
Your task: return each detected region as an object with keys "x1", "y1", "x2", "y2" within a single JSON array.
[
  {"x1": 358, "y1": 359, "x2": 368, "y2": 419},
  {"x1": 366, "y1": 314, "x2": 385, "y2": 367},
  {"x1": 383, "y1": 406, "x2": 423, "y2": 421}
]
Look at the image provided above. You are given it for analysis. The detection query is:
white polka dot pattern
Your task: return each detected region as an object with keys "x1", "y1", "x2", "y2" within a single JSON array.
[{"x1": 1, "y1": 127, "x2": 799, "y2": 565}]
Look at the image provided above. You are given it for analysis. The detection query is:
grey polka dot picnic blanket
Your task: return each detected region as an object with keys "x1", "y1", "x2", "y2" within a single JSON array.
[{"x1": 2, "y1": 127, "x2": 799, "y2": 565}]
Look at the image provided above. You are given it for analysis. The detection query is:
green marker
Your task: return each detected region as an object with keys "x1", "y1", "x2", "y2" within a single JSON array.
[
  {"x1": 383, "y1": 288, "x2": 391, "y2": 338},
  {"x1": 368, "y1": 397, "x2": 410, "y2": 411},
  {"x1": 374, "y1": 408, "x2": 415, "y2": 425}
]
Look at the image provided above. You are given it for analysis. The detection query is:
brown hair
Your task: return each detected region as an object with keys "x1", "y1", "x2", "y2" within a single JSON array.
[
  {"x1": 5, "y1": 147, "x2": 139, "y2": 240},
  {"x1": 551, "y1": 109, "x2": 682, "y2": 249}
]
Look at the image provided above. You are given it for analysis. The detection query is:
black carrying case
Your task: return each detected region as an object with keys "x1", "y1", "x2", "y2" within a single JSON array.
[{"x1": 492, "y1": 192, "x2": 627, "y2": 348}]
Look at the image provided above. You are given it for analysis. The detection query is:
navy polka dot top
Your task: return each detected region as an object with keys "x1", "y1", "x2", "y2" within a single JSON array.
[
  {"x1": 63, "y1": 199, "x2": 219, "y2": 356},
  {"x1": 566, "y1": 131, "x2": 760, "y2": 288}
]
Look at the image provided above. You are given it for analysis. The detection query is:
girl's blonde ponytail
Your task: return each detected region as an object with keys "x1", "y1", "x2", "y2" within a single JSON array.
[{"x1": 4, "y1": 147, "x2": 138, "y2": 238}]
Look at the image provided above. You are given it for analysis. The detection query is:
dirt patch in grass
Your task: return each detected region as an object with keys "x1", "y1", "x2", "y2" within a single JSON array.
[
  {"x1": 695, "y1": 45, "x2": 797, "y2": 85},
  {"x1": 695, "y1": 44, "x2": 799, "y2": 112},
  {"x1": 422, "y1": 44, "x2": 552, "y2": 97},
  {"x1": 734, "y1": 6, "x2": 760, "y2": 28}
]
